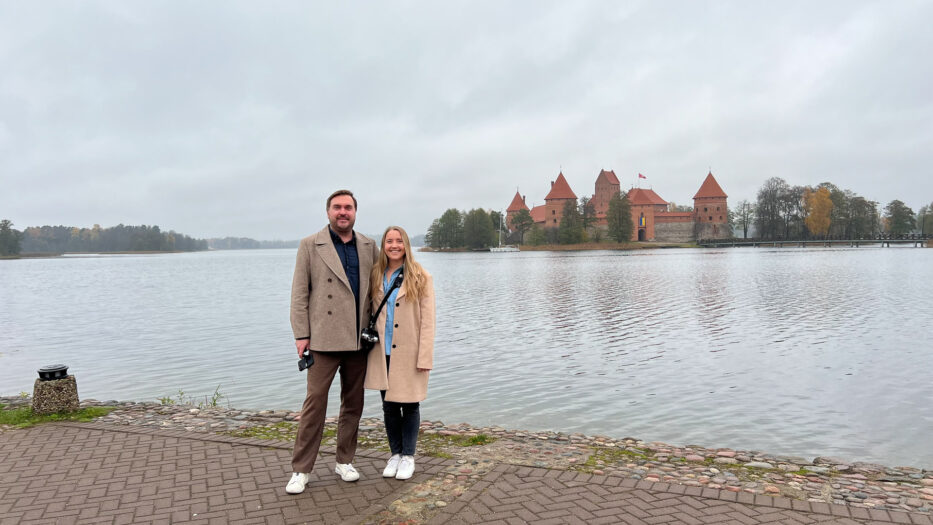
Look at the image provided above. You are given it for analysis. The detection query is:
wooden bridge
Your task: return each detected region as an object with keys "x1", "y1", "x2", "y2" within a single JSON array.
[{"x1": 699, "y1": 234, "x2": 931, "y2": 248}]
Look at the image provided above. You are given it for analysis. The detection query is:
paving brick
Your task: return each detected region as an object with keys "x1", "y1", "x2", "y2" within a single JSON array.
[{"x1": 5, "y1": 423, "x2": 931, "y2": 524}]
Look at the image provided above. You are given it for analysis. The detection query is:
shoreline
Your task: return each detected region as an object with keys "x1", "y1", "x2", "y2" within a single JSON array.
[
  {"x1": 2, "y1": 395, "x2": 930, "y2": 518},
  {"x1": 419, "y1": 241, "x2": 696, "y2": 253}
]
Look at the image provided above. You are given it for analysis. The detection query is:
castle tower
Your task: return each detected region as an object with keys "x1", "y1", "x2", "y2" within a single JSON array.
[
  {"x1": 505, "y1": 191, "x2": 530, "y2": 231},
  {"x1": 591, "y1": 169, "x2": 620, "y2": 221},
  {"x1": 693, "y1": 171, "x2": 728, "y2": 224},
  {"x1": 543, "y1": 172, "x2": 577, "y2": 228},
  {"x1": 693, "y1": 171, "x2": 731, "y2": 239}
]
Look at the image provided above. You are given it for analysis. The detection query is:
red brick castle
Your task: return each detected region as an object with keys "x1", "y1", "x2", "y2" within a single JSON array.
[{"x1": 506, "y1": 170, "x2": 731, "y2": 242}]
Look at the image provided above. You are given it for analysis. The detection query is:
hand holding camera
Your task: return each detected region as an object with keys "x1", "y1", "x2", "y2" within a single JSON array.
[{"x1": 298, "y1": 350, "x2": 314, "y2": 372}]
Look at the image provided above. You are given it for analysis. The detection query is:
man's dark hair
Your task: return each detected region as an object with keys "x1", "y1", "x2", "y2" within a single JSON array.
[{"x1": 326, "y1": 189, "x2": 357, "y2": 210}]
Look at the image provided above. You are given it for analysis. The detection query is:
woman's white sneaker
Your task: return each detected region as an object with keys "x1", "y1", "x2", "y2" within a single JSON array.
[
  {"x1": 335, "y1": 463, "x2": 360, "y2": 482},
  {"x1": 285, "y1": 472, "x2": 310, "y2": 494},
  {"x1": 395, "y1": 455, "x2": 415, "y2": 480},
  {"x1": 383, "y1": 454, "x2": 402, "y2": 478}
]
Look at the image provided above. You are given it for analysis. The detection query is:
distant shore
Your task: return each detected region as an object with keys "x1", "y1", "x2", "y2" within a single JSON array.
[
  {"x1": 1, "y1": 250, "x2": 198, "y2": 259},
  {"x1": 420, "y1": 241, "x2": 696, "y2": 252}
]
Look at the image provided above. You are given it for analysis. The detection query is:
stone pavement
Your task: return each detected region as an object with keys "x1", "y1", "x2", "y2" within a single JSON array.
[{"x1": 1, "y1": 423, "x2": 931, "y2": 525}]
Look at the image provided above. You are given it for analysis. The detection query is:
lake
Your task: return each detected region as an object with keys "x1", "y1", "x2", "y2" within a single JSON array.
[{"x1": 1, "y1": 246, "x2": 931, "y2": 468}]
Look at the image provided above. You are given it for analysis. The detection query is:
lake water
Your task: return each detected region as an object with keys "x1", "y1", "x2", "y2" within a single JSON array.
[{"x1": 1, "y1": 247, "x2": 931, "y2": 468}]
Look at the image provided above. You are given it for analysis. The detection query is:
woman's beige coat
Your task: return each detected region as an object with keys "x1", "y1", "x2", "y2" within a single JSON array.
[{"x1": 364, "y1": 271, "x2": 435, "y2": 402}]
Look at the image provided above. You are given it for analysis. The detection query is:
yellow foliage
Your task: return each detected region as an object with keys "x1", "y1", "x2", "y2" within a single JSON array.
[{"x1": 804, "y1": 187, "x2": 833, "y2": 236}]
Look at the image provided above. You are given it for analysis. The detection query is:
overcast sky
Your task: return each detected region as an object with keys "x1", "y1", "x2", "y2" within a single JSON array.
[{"x1": 2, "y1": 1, "x2": 931, "y2": 240}]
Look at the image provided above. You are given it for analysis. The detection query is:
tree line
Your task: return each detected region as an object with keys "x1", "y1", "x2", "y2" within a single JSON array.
[
  {"x1": 425, "y1": 191, "x2": 634, "y2": 249},
  {"x1": 732, "y1": 178, "x2": 932, "y2": 240},
  {"x1": 207, "y1": 237, "x2": 299, "y2": 250},
  {"x1": 0, "y1": 221, "x2": 208, "y2": 255}
]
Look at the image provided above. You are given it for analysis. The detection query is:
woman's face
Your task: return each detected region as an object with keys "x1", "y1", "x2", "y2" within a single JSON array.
[{"x1": 384, "y1": 229, "x2": 405, "y2": 264}]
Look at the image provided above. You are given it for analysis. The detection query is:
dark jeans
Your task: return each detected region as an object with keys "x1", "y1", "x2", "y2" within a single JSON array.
[{"x1": 381, "y1": 355, "x2": 420, "y2": 456}]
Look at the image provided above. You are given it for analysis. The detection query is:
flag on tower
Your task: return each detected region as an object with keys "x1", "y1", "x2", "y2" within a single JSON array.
[{"x1": 638, "y1": 173, "x2": 647, "y2": 179}]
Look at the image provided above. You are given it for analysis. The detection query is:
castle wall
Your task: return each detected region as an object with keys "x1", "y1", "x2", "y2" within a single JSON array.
[
  {"x1": 695, "y1": 221, "x2": 733, "y2": 240},
  {"x1": 655, "y1": 222, "x2": 695, "y2": 243}
]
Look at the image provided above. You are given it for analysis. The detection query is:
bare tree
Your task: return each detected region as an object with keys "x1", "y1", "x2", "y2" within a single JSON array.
[{"x1": 733, "y1": 200, "x2": 754, "y2": 239}]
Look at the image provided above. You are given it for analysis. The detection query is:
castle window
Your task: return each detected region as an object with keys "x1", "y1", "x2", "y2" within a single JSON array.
[
  {"x1": 717, "y1": 206, "x2": 720, "y2": 211},
  {"x1": 719, "y1": 216, "x2": 723, "y2": 220},
  {"x1": 704, "y1": 207, "x2": 708, "y2": 212},
  {"x1": 553, "y1": 219, "x2": 557, "y2": 224},
  {"x1": 552, "y1": 210, "x2": 555, "y2": 215},
  {"x1": 709, "y1": 216, "x2": 713, "y2": 221}
]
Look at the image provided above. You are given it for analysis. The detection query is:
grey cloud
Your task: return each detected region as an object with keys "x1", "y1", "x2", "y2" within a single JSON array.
[{"x1": 2, "y1": 1, "x2": 931, "y2": 240}]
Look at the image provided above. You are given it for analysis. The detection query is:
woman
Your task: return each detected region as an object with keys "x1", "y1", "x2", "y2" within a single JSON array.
[{"x1": 364, "y1": 226, "x2": 436, "y2": 480}]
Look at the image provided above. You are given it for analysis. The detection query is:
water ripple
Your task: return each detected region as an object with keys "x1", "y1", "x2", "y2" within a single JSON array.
[{"x1": 1, "y1": 247, "x2": 931, "y2": 467}]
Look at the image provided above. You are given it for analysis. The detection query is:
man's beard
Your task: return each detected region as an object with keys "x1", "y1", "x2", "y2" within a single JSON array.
[{"x1": 330, "y1": 217, "x2": 355, "y2": 233}]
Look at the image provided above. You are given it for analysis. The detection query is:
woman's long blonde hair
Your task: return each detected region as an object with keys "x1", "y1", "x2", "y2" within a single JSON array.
[{"x1": 371, "y1": 226, "x2": 428, "y2": 302}]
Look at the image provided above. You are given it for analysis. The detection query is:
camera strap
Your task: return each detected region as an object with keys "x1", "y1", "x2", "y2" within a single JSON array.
[{"x1": 367, "y1": 269, "x2": 404, "y2": 330}]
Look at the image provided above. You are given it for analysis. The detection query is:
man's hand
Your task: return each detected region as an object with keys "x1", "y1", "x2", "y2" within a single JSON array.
[{"x1": 296, "y1": 339, "x2": 310, "y2": 357}]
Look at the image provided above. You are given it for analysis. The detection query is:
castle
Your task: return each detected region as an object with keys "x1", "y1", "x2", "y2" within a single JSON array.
[{"x1": 505, "y1": 170, "x2": 731, "y2": 242}]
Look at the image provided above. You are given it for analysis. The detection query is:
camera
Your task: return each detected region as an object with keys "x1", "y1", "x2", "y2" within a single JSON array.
[
  {"x1": 359, "y1": 327, "x2": 379, "y2": 351},
  {"x1": 298, "y1": 350, "x2": 314, "y2": 372}
]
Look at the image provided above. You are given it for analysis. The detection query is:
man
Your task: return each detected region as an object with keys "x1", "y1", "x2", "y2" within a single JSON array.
[{"x1": 286, "y1": 189, "x2": 379, "y2": 495}]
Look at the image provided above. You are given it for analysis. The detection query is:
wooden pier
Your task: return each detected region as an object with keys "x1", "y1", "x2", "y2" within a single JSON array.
[{"x1": 699, "y1": 235, "x2": 931, "y2": 248}]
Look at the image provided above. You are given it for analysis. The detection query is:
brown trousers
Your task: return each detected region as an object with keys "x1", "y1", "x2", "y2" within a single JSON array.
[{"x1": 291, "y1": 350, "x2": 368, "y2": 473}]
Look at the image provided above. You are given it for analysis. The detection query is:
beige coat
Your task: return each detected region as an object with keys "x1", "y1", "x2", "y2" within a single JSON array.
[
  {"x1": 364, "y1": 272, "x2": 435, "y2": 402},
  {"x1": 290, "y1": 226, "x2": 379, "y2": 351}
]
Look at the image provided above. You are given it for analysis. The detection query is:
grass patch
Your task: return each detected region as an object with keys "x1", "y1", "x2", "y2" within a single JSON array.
[
  {"x1": 0, "y1": 404, "x2": 114, "y2": 428},
  {"x1": 411, "y1": 432, "x2": 497, "y2": 458},
  {"x1": 576, "y1": 445, "x2": 651, "y2": 472},
  {"x1": 157, "y1": 385, "x2": 227, "y2": 408},
  {"x1": 224, "y1": 421, "x2": 298, "y2": 441}
]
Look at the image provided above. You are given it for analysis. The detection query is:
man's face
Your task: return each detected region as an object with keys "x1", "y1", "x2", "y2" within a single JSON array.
[{"x1": 328, "y1": 195, "x2": 356, "y2": 233}]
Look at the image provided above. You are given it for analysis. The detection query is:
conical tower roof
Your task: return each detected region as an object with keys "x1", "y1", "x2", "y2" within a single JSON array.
[
  {"x1": 544, "y1": 172, "x2": 577, "y2": 201},
  {"x1": 506, "y1": 191, "x2": 529, "y2": 212},
  {"x1": 693, "y1": 172, "x2": 728, "y2": 199}
]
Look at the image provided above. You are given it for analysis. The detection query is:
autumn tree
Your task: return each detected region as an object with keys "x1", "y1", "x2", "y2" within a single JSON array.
[
  {"x1": 527, "y1": 224, "x2": 546, "y2": 246},
  {"x1": 579, "y1": 197, "x2": 596, "y2": 239},
  {"x1": 0, "y1": 219, "x2": 23, "y2": 256},
  {"x1": 510, "y1": 208, "x2": 534, "y2": 244},
  {"x1": 463, "y1": 208, "x2": 496, "y2": 249},
  {"x1": 884, "y1": 200, "x2": 915, "y2": 235},
  {"x1": 848, "y1": 197, "x2": 879, "y2": 238},
  {"x1": 558, "y1": 199, "x2": 584, "y2": 244},
  {"x1": 804, "y1": 187, "x2": 833, "y2": 238},
  {"x1": 607, "y1": 191, "x2": 633, "y2": 242},
  {"x1": 489, "y1": 210, "x2": 503, "y2": 233},
  {"x1": 427, "y1": 208, "x2": 463, "y2": 248}
]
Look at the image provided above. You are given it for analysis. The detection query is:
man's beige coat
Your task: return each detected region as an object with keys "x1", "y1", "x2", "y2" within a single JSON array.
[
  {"x1": 364, "y1": 272, "x2": 436, "y2": 402},
  {"x1": 290, "y1": 226, "x2": 379, "y2": 351}
]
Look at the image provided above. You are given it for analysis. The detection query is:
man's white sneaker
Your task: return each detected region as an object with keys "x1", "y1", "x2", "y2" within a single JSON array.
[
  {"x1": 382, "y1": 454, "x2": 401, "y2": 478},
  {"x1": 285, "y1": 472, "x2": 310, "y2": 494},
  {"x1": 335, "y1": 463, "x2": 360, "y2": 482},
  {"x1": 395, "y1": 455, "x2": 415, "y2": 480}
]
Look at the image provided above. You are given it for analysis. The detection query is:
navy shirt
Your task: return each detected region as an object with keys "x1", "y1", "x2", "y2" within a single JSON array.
[{"x1": 329, "y1": 227, "x2": 360, "y2": 325}]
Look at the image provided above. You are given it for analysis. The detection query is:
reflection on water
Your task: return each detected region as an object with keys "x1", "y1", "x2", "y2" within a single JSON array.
[{"x1": 1, "y1": 247, "x2": 931, "y2": 467}]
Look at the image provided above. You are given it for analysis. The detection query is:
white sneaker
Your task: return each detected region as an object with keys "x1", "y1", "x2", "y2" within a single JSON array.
[
  {"x1": 395, "y1": 455, "x2": 415, "y2": 480},
  {"x1": 335, "y1": 463, "x2": 360, "y2": 482},
  {"x1": 383, "y1": 454, "x2": 401, "y2": 478},
  {"x1": 285, "y1": 472, "x2": 310, "y2": 494}
]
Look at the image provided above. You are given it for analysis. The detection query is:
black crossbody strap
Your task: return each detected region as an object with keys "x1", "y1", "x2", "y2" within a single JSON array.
[{"x1": 368, "y1": 270, "x2": 404, "y2": 330}]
